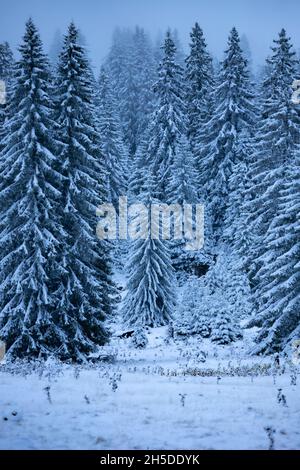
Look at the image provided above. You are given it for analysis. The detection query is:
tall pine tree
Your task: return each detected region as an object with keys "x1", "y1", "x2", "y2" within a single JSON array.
[
  {"x1": 246, "y1": 30, "x2": 300, "y2": 288},
  {"x1": 195, "y1": 27, "x2": 255, "y2": 236},
  {"x1": 245, "y1": 30, "x2": 300, "y2": 353},
  {"x1": 53, "y1": 23, "x2": 113, "y2": 360},
  {"x1": 185, "y1": 23, "x2": 214, "y2": 152},
  {"x1": 0, "y1": 42, "x2": 14, "y2": 151},
  {"x1": 0, "y1": 20, "x2": 64, "y2": 358},
  {"x1": 142, "y1": 30, "x2": 186, "y2": 202},
  {"x1": 98, "y1": 66, "x2": 127, "y2": 207},
  {"x1": 250, "y1": 159, "x2": 300, "y2": 354}
]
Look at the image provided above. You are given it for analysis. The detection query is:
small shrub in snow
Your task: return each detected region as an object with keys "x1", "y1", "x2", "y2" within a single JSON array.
[
  {"x1": 179, "y1": 393, "x2": 186, "y2": 407},
  {"x1": 264, "y1": 426, "x2": 276, "y2": 450},
  {"x1": 44, "y1": 385, "x2": 52, "y2": 404},
  {"x1": 277, "y1": 388, "x2": 287, "y2": 408},
  {"x1": 131, "y1": 328, "x2": 148, "y2": 349},
  {"x1": 211, "y1": 312, "x2": 243, "y2": 345},
  {"x1": 109, "y1": 372, "x2": 122, "y2": 392}
]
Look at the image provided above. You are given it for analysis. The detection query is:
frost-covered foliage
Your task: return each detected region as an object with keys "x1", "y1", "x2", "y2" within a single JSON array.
[
  {"x1": 195, "y1": 27, "x2": 255, "y2": 236},
  {"x1": 246, "y1": 30, "x2": 300, "y2": 286},
  {"x1": 167, "y1": 135, "x2": 202, "y2": 272},
  {"x1": 211, "y1": 310, "x2": 243, "y2": 345},
  {"x1": 175, "y1": 249, "x2": 248, "y2": 342},
  {"x1": 0, "y1": 20, "x2": 64, "y2": 358},
  {"x1": 0, "y1": 41, "x2": 14, "y2": 149},
  {"x1": 105, "y1": 27, "x2": 156, "y2": 157},
  {"x1": 175, "y1": 278, "x2": 212, "y2": 338},
  {"x1": 131, "y1": 327, "x2": 149, "y2": 349},
  {"x1": 1, "y1": 19, "x2": 299, "y2": 358},
  {"x1": 97, "y1": 67, "x2": 127, "y2": 207},
  {"x1": 0, "y1": 21, "x2": 115, "y2": 362},
  {"x1": 52, "y1": 23, "x2": 114, "y2": 360},
  {"x1": 122, "y1": 195, "x2": 176, "y2": 328},
  {"x1": 248, "y1": 158, "x2": 300, "y2": 354},
  {"x1": 245, "y1": 30, "x2": 300, "y2": 353},
  {"x1": 185, "y1": 23, "x2": 214, "y2": 152},
  {"x1": 139, "y1": 31, "x2": 186, "y2": 202}
]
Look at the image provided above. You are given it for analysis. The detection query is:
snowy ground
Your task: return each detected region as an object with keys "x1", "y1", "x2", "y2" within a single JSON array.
[{"x1": 0, "y1": 326, "x2": 300, "y2": 450}]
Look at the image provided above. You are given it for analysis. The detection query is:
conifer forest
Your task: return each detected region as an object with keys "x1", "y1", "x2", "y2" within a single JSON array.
[{"x1": 0, "y1": 0, "x2": 299, "y2": 453}]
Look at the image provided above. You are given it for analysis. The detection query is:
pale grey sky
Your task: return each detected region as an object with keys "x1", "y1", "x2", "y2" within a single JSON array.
[{"x1": 1, "y1": 0, "x2": 300, "y2": 71}]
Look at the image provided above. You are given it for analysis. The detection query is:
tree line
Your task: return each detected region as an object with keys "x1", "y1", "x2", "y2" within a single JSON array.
[{"x1": 0, "y1": 20, "x2": 299, "y2": 360}]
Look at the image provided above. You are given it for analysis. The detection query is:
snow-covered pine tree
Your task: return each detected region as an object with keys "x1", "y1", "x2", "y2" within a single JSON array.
[
  {"x1": 211, "y1": 307, "x2": 243, "y2": 345},
  {"x1": 195, "y1": 27, "x2": 255, "y2": 237},
  {"x1": 53, "y1": 23, "x2": 113, "y2": 360},
  {"x1": 131, "y1": 27, "x2": 156, "y2": 147},
  {"x1": 121, "y1": 191, "x2": 176, "y2": 328},
  {"x1": 98, "y1": 66, "x2": 127, "y2": 207},
  {"x1": 0, "y1": 42, "x2": 14, "y2": 150},
  {"x1": 123, "y1": 67, "x2": 178, "y2": 329},
  {"x1": 249, "y1": 158, "x2": 300, "y2": 354},
  {"x1": 97, "y1": 66, "x2": 128, "y2": 272},
  {"x1": 0, "y1": 20, "x2": 65, "y2": 358},
  {"x1": 105, "y1": 28, "x2": 135, "y2": 157},
  {"x1": 223, "y1": 132, "x2": 253, "y2": 257},
  {"x1": 202, "y1": 251, "x2": 244, "y2": 344},
  {"x1": 245, "y1": 29, "x2": 300, "y2": 313},
  {"x1": 168, "y1": 134, "x2": 198, "y2": 205},
  {"x1": 167, "y1": 135, "x2": 206, "y2": 273},
  {"x1": 143, "y1": 30, "x2": 186, "y2": 202},
  {"x1": 131, "y1": 326, "x2": 149, "y2": 349},
  {"x1": 244, "y1": 31, "x2": 300, "y2": 353},
  {"x1": 174, "y1": 277, "x2": 212, "y2": 338},
  {"x1": 185, "y1": 23, "x2": 214, "y2": 152},
  {"x1": 0, "y1": 41, "x2": 14, "y2": 96},
  {"x1": 106, "y1": 27, "x2": 155, "y2": 158},
  {"x1": 174, "y1": 251, "x2": 245, "y2": 342}
]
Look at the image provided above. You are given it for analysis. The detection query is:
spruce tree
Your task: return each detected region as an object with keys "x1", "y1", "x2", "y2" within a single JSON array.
[
  {"x1": 106, "y1": 27, "x2": 155, "y2": 158},
  {"x1": 122, "y1": 191, "x2": 176, "y2": 328},
  {"x1": 53, "y1": 23, "x2": 112, "y2": 359},
  {"x1": 249, "y1": 159, "x2": 300, "y2": 354},
  {"x1": 0, "y1": 42, "x2": 14, "y2": 150},
  {"x1": 167, "y1": 135, "x2": 198, "y2": 205},
  {"x1": 174, "y1": 253, "x2": 245, "y2": 343},
  {"x1": 167, "y1": 135, "x2": 203, "y2": 273},
  {"x1": 246, "y1": 30, "x2": 300, "y2": 293},
  {"x1": 98, "y1": 66, "x2": 127, "y2": 207},
  {"x1": 0, "y1": 41, "x2": 14, "y2": 96},
  {"x1": 185, "y1": 23, "x2": 214, "y2": 151},
  {"x1": 143, "y1": 30, "x2": 186, "y2": 202},
  {"x1": 122, "y1": 32, "x2": 182, "y2": 327},
  {"x1": 131, "y1": 27, "x2": 156, "y2": 148},
  {"x1": 0, "y1": 20, "x2": 64, "y2": 358},
  {"x1": 174, "y1": 278, "x2": 211, "y2": 338},
  {"x1": 195, "y1": 27, "x2": 255, "y2": 235},
  {"x1": 223, "y1": 133, "x2": 254, "y2": 257}
]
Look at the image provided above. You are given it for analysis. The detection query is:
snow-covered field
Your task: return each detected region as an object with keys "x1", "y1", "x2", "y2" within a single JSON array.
[{"x1": 0, "y1": 326, "x2": 300, "y2": 450}]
